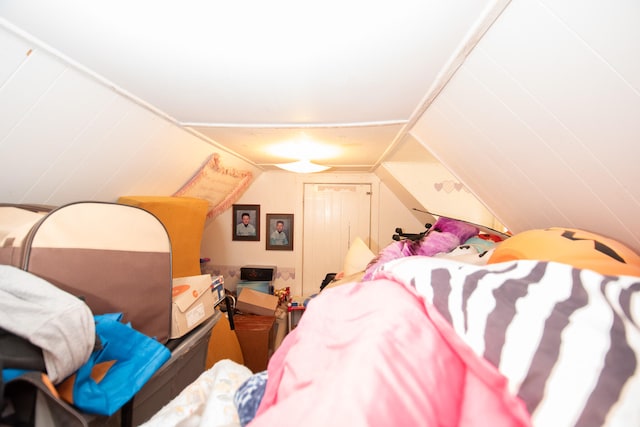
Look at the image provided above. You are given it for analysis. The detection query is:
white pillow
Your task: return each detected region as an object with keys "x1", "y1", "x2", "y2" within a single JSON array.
[{"x1": 343, "y1": 237, "x2": 375, "y2": 276}]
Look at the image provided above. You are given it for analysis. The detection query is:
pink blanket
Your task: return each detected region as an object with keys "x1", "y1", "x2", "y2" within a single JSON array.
[{"x1": 251, "y1": 278, "x2": 531, "y2": 426}]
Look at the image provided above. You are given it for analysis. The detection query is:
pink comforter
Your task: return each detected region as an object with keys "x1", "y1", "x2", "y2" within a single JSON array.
[{"x1": 251, "y1": 278, "x2": 531, "y2": 426}]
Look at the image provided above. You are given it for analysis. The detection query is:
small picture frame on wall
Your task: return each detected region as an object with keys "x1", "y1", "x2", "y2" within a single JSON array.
[
  {"x1": 266, "y1": 213, "x2": 294, "y2": 251},
  {"x1": 233, "y1": 204, "x2": 260, "y2": 241}
]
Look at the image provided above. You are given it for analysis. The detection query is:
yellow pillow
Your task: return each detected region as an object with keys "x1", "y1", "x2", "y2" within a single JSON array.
[
  {"x1": 343, "y1": 237, "x2": 376, "y2": 276},
  {"x1": 118, "y1": 196, "x2": 208, "y2": 278}
]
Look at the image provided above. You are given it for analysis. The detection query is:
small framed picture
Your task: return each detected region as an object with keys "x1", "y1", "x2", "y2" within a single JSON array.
[
  {"x1": 233, "y1": 204, "x2": 260, "y2": 241},
  {"x1": 266, "y1": 213, "x2": 294, "y2": 251}
]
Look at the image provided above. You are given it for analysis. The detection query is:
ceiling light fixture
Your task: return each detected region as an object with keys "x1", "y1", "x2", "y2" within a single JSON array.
[
  {"x1": 267, "y1": 138, "x2": 339, "y2": 160},
  {"x1": 275, "y1": 159, "x2": 330, "y2": 173}
]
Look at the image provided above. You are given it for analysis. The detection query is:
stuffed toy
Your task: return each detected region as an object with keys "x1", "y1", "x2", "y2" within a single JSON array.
[{"x1": 363, "y1": 217, "x2": 479, "y2": 280}]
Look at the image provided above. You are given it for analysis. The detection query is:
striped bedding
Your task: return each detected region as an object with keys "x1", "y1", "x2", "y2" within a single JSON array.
[{"x1": 374, "y1": 257, "x2": 640, "y2": 427}]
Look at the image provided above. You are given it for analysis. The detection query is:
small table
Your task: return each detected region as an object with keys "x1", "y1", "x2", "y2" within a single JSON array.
[
  {"x1": 287, "y1": 304, "x2": 306, "y2": 332},
  {"x1": 233, "y1": 314, "x2": 276, "y2": 373}
]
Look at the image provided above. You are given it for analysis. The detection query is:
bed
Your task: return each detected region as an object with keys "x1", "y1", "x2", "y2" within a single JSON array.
[{"x1": 119, "y1": 218, "x2": 640, "y2": 426}]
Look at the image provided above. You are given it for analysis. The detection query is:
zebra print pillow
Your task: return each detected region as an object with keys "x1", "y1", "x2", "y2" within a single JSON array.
[{"x1": 375, "y1": 257, "x2": 640, "y2": 427}]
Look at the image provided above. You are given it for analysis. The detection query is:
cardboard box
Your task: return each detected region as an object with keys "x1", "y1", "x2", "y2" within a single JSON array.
[
  {"x1": 171, "y1": 274, "x2": 215, "y2": 339},
  {"x1": 236, "y1": 288, "x2": 279, "y2": 317},
  {"x1": 237, "y1": 280, "x2": 271, "y2": 296}
]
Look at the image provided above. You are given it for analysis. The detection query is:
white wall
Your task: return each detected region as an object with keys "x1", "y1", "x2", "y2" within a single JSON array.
[
  {"x1": 201, "y1": 170, "x2": 425, "y2": 297},
  {"x1": 377, "y1": 182, "x2": 428, "y2": 249},
  {"x1": 201, "y1": 171, "x2": 297, "y2": 291},
  {"x1": 381, "y1": 161, "x2": 496, "y2": 227}
]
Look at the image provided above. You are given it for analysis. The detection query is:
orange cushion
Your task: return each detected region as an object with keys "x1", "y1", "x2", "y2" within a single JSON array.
[
  {"x1": 488, "y1": 227, "x2": 640, "y2": 277},
  {"x1": 118, "y1": 196, "x2": 208, "y2": 278}
]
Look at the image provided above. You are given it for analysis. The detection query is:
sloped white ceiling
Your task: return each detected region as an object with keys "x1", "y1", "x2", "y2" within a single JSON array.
[
  {"x1": 1, "y1": 0, "x2": 640, "y2": 255},
  {"x1": 410, "y1": 0, "x2": 640, "y2": 252},
  {"x1": 0, "y1": 0, "x2": 501, "y2": 169},
  {"x1": 0, "y1": 25, "x2": 255, "y2": 206}
]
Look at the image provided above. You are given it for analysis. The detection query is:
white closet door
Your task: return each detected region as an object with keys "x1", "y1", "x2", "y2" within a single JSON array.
[{"x1": 302, "y1": 183, "x2": 371, "y2": 295}]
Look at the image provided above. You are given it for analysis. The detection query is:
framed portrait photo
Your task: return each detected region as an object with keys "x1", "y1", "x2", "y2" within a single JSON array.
[
  {"x1": 232, "y1": 204, "x2": 260, "y2": 241},
  {"x1": 266, "y1": 213, "x2": 293, "y2": 251}
]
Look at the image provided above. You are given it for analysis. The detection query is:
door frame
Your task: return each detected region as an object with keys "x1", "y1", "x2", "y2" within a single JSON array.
[{"x1": 294, "y1": 173, "x2": 380, "y2": 296}]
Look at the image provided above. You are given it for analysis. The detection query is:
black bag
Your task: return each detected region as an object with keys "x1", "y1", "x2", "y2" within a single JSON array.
[
  {"x1": 1, "y1": 328, "x2": 87, "y2": 427},
  {"x1": 2, "y1": 371, "x2": 88, "y2": 427},
  {"x1": 0, "y1": 327, "x2": 46, "y2": 372}
]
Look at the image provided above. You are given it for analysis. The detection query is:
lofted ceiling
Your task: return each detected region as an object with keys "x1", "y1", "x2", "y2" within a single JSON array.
[{"x1": 0, "y1": 0, "x2": 503, "y2": 171}]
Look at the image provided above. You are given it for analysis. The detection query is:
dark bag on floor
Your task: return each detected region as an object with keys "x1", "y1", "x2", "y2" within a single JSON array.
[{"x1": 2, "y1": 371, "x2": 88, "y2": 427}]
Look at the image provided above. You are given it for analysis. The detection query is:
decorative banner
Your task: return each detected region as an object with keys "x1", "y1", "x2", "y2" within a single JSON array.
[{"x1": 174, "y1": 153, "x2": 253, "y2": 219}]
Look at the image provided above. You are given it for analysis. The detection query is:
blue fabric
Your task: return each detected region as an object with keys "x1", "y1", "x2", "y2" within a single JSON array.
[
  {"x1": 2, "y1": 369, "x2": 29, "y2": 383},
  {"x1": 463, "y1": 236, "x2": 497, "y2": 253},
  {"x1": 234, "y1": 370, "x2": 268, "y2": 427},
  {"x1": 69, "y1": 313, "x2": 170, "y2": 416}
]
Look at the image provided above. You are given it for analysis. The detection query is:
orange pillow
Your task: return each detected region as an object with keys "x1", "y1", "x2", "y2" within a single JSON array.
[{"x1": 488, "y1": 227, "x2": 640, "y2": 277}]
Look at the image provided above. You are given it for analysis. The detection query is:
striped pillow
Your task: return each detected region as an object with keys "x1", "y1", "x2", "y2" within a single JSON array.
[{"x1": 375, "y1": 257, "x2": 640, "y2": 427}]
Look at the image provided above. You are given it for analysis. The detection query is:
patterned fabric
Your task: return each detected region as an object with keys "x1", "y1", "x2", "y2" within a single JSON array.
[
  {"x1": 234, "y1": 370, "x2": 268, "y2": 427},
  {"x1": 376, "y1": 257, "x2": 640, "y2": 427},
  {"x1": 140, "y1": 359, "x2": 252, "y2": 427},
  {"x1": 173, "y1": 153, "x2": 253, "y2": 219}
]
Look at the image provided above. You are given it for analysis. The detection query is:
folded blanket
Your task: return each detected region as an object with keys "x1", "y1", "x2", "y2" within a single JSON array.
[{"x1": 140, "y1": 359, "x2": 252, "y2": 427}]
